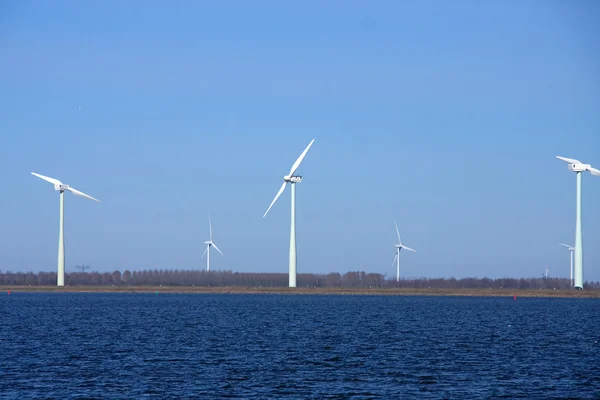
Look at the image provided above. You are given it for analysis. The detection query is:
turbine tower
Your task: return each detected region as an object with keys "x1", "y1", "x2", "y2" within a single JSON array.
[
  {"x1": 556, "y1": 156, "x2": 599, "y2": 290},
  {"x1": 31, "y1": 172, "x2": 100, "y2": 287},
  {"x1": 263, "y1": 139, "x2": 315, "y2": 288},
  {"x1": 392, "y1": 221, "x2": 416, "y2": 283},
  {"x1": 558, "y1": 243, "x2": 575, "y2": 289},
  {"x1": 202, "y1": 216, "x2": 223, "y2": 271}
]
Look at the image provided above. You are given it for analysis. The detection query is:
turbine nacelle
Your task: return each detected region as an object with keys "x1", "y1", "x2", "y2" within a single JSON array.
[
  {"x1": 395, "y1": 244, "x2": 416, "y2": 252},
  {"x1": 55, "y1": 184, "x2": 70, "y2": 191},
  {"x1": 567, "y1": 163, "x2": 590, "y2": 173},
  {"x1": 205, "y1": 240, "x2": 212, "y2": 246},
  {"x1": 284, "y1": 175, "x2": 303, "y2": 183}
]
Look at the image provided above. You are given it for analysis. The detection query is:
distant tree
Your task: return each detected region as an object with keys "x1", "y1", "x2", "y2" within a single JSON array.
[
  {"x1": 112, "y1": 270, "x2": 122, "y2": 285},
  {"x1": 2, "y1": 269, "x2": 599, "y2": 290},
  {"x1": 90, "y1": 272, "x2": 101, "y2": 285},
  {"x1": 122, "y1": 270, "x2": 132, "y2": 284}
]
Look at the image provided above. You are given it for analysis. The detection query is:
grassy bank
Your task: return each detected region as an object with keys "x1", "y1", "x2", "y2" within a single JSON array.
[{"x1": 1, "y1": 286, "x2": 599, "y2": 298}]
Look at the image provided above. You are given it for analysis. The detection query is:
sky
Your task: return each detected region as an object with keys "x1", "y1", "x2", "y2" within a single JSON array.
[{"x1": 1, "y1": 0, "x2": 599, "y2": 280}]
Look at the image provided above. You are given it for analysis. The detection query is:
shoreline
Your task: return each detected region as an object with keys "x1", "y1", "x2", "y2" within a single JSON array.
[{"x1": 2, "y1": 286, "x2": 599, "y2": 298}]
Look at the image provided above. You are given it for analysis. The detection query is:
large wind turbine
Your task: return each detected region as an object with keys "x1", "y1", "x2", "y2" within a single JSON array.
[
  {"x1": 263, "y1": 139, "x2": 315, "y2": 288},
  {"x1": 31, "y1": 172, "x2": 100, "y2": 287},
  {"x1": 556, "y1": 156, "x2": 599, "y2": 290},
  {"x1": 392, "y1": 221, "x2": 416, "y2": 283},
  {"x1": 558, "y1": 243, "x2": 575, "y2": 289},
  {"x1": 202, "y1": 216, "x2": 223, "y2": 271}
]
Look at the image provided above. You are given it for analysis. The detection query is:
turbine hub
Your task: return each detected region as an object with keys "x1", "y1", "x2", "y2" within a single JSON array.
[{"x1": 205, "y1": 241, "x2": 211, "y2": 245}]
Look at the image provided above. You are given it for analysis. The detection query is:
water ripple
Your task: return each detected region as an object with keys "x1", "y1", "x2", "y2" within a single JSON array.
[{"x1": 1, "y1": 294, "x2": 599, "y2": 398}]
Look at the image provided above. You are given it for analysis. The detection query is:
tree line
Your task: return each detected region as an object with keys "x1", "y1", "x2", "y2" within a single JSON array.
[{"x1": 0, "y1": 269, "x2": 599, "y2": 289}]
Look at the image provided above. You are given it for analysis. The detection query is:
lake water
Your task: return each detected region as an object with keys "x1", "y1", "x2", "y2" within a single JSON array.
[{"x1": 1, "y1": 293, "x2": 599, "y2": 399}]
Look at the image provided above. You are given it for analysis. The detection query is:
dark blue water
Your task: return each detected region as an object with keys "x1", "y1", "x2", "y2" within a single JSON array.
[{"x1": 1, "y1": 294, "x2": 599, "y2": 399}]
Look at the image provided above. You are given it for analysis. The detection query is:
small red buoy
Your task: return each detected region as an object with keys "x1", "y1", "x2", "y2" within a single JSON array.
[
  {"x1": 513, "y1": 295, "x2": 516, "y2": 301},
  {"x1": 7, "y1": 290, "x2": 10, "y2": 295}
]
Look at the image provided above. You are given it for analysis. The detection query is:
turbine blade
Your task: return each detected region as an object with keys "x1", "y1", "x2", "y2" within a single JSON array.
[
  {"x1": 392, "y1": 253, "x2": 398, "y2": 266},
  {"x1": 558, "y1": 243, "x2": 572, "y2": 249},
  {"x1": 394, "y1": 220, "x2": 401, "y2": 244},
  {"x1": 67, "y1": 187, "x2": 101, "y2": 202},
  {"x1": 209, "y1": 216, "x2": 212, "y2": 240},
  {"x1": 212, "y1": 242, "x2": 224, "y2": 256},
  {"x1": 402, "y1": 245, "x2": 417, "y2": 253},
  {"x1": 31, "y1": 172, "x2": 62, "y2": 186},
  {"x1": 288, "y1": 139, "x2": 315, "y2": 177},
  {"x1": 263, "y1": 181, "x2": 287, "y2": 217},
  {"x1": 589, "y1": 167, "x2": 600, "y2": 176},
  {"x1": 556, "y1": 156, "x2": 582, "y2": 164},
  {"x1": 201, "y1": 246, "x2": 208, "y2": 258}
]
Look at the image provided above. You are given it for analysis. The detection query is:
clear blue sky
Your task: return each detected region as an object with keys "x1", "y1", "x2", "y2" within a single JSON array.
[{"x1": 1, "y1": 1, "x2": 599, "y2": 280}]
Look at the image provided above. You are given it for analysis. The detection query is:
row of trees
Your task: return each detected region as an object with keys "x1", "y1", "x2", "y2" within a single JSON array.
[{"x1": 1, "y1": 269, "x2": 599, "y2": 289}]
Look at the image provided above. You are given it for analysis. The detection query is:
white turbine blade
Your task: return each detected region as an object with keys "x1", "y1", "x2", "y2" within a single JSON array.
[
  {"x1": 402, "y1": 245, "x2": 417, "y2": 253},
  {"x1": 67, "y1": 187, "x2": 101, "y2": 202},
  {"x1": 209, "y1": 216, "x2": 212, "y2": 240},
  {"x1": 288, "y1": 139, "x2": 315, "y2": 177},
  {"x1": 394, "y1": 220, "x2": 401, "y2": 244},
  {"x1": 211, "y1": 242, "x2": 224, "y2": 256},
  {"x1": 201, "y1": 247, "x2": 208, "y2": 258},
  {"x1": 392, "y1": 253, "x2": 398, "y2": 266},
  {"x1": 589, "y1": 167, "x2": 600, "y2": 176},
  {"x1": 558, "y1": 243, "x2": 572, "y2": 249},
  {"x1": 556, "y1": 156, "x2": 582, "y2": 164},
  {"x1": 263, "y1": 181, "x2": 287, "y2": 217},
  {"x1": 31, "y1": 172, "x2": 62, "y2": 186}
]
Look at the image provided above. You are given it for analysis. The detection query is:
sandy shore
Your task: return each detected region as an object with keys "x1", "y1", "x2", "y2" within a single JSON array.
[{"x1": 1, "y1": 286, "x2": 599, "y2": 298}]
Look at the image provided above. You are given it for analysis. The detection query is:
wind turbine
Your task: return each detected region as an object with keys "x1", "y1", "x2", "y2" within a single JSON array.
[
  {"x1": 556, "y1": 156, "x2": 599, "y2": 290},
  {"x1": 263, "y1": 139, "x2": 315, "y2": 288},
  {"x1": 31, "y1": 172, "x2": 100, "y2": 287},
  {"x1": 201, "y1": 216, "x2": 223, "y2": 271},
  {"x1": 558, "y1": 243, "x2": 575, "y2": 289},
  {"x1": 392, "y1": 221, "x2": 416, "y2": 283}
]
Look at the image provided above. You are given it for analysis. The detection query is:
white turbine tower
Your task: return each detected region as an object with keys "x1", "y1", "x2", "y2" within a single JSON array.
[
  {"x1": 31, "y1": 172, "x2": 100, "y2": 287},
  {"x1": 263, "y1": 139, "x2": 315, "y2": 288},
  {"x1": 558, "y1": 243, "x2": 575, "y2": 289},
  {"x1": 392, "y1": 221, "x2": 416, "y2": 283},
  {"x1": 202, "y1": 216, "x2": 223, "y2": 272},
  {"x1": 556, "y1": 156, "x2": 599, "y2": 290}
]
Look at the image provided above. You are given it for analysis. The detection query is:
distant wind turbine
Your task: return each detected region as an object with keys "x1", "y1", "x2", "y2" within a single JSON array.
[
  {"x1": 558, "y1": 243, "x2": 575, "y2": 289},
  {"x1": 263, "y1": 139, "x2": 315, "y2": 288},
  {"x1": 392, "y1": 221, "x2": 416, "y2": 283},
  {"x1": 556, "y1": 156, "x2": 599, "y2": 290},
  {"x1": 31, "y1": 172, "x2": 100, "y2": 286},
  {"x1": 202, "y1": 216, "x2": 223, "y2": 271}
]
